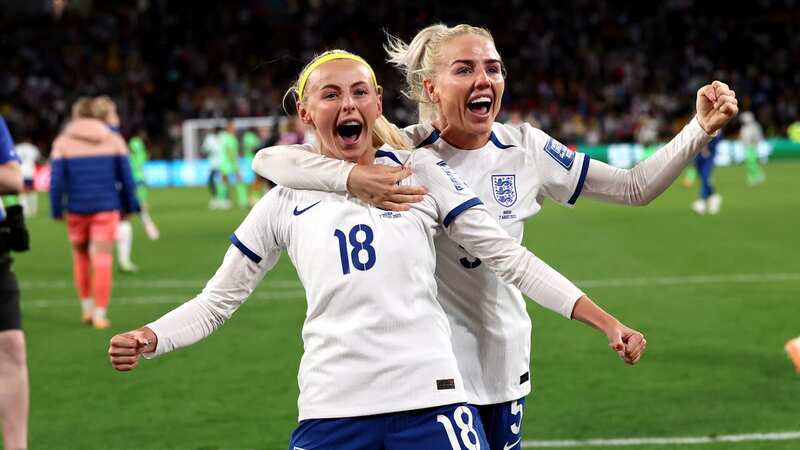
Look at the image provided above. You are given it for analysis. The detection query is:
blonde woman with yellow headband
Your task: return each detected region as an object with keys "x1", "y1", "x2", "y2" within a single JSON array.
[{"x1": 107, "y1": 50, "x2": 635, "y2": 449}]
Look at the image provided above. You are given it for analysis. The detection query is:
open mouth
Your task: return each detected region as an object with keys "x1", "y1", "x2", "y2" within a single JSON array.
[
  {"x1": 336, "y1": 120, "x2": 363, "y2": 145},
  {"x1": 467, "y1": 96, "x2": 493, "y2": 116}
]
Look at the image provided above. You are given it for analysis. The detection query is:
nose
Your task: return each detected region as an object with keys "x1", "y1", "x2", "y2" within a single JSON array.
[
  {"x1": 475, "y1": 68, "x2": 492, "y2": 89},
  {"x1": 341, "y1": 94, "x2": 356, "y2": 112}
]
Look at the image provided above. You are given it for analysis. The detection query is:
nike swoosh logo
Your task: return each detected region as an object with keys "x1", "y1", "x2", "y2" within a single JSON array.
[
  {"x1": 503, "y1": 438, "x2": 521, "y2": 450},
  {"x1": 293, "y1": 201, "x2": 321, "y2": 216}
]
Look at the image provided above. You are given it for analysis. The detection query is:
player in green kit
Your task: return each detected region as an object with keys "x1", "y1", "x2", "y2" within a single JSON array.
[
  {"x1": 117, "y1": 129, "x2": 160, "y2": 272},
  {"x1": 242, "y1": 128, "x2": 262, "y2": 205},
  {"x1": 218, "y1": 121, "x2": 248, "y2": 208}
]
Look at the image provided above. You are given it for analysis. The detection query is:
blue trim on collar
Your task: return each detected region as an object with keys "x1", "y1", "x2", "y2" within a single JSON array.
[
  {"x1": 489, "y1": 131, "x2": 514, "y2": 149},
  {"x1": 375, "y1": 149, "x2": 403, "y2": 166},
  {"x1": 415, "y1": 129, "x2": 441, "y2": 148},
  {"x1": 230, "y1": 233, "x2": 263, "y2": 264},
  {"x1": 567, "y1": 155, "x2": 591, "y2": 205}
]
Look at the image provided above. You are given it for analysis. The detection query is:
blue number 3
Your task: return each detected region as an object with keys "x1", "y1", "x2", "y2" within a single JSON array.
[{"x1": 334, "y1": 224, "x2": 376, "y2": 274}]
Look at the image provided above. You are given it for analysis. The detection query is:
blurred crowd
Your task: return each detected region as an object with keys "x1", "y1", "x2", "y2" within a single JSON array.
[{"x1": 1, "y1": 0, "x2": 798, "y2": 158}]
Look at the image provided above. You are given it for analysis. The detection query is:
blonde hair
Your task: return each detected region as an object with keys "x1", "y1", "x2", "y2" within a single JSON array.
[
  {"x1": 385, "y1": 24, "x2": 495, "y2": 123},
  {"x1": 89, "y1": 96, "x2": 116, "y2": 121},
  {"x1": 284, "y1": 49, "x2": 410, "y2": 150},
  {"x1": 71, "y1": 97, "x2": 92, "y2": 119}
]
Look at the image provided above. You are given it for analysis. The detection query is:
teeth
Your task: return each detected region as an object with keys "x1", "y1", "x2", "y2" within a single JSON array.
[
  {"x1": 469, "y1": 96, "x2": 492, "y2": 104},
  {"x1": 340, "y1": 120, "x2": 361, "y2": 126}
]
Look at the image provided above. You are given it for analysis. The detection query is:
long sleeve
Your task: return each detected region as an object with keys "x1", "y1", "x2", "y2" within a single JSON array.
[
  {"x1": 252, "y1": 144, "x2": 354, "y2": 192},
  {"x1": 144, "y1": 245, "x2": 274, "y2": 357},
  {"x1": 49, "y1": 158, "x2": 66, "y2": 219},
  {"x1": 145, "y1": 189, "x2": 287, "y2": 358},
  {"x1": 445, "y1": 204, "x2": 584, "y2": 318},
  {"x1": 582, "y1": 117, "x2": 714, "y2": 206},
  {"x1": 406, "y1": 148, "x2": 584, "y2": 318},
  {"x1": 116, "y1": 155, "x2": 141, "y2": 214}
]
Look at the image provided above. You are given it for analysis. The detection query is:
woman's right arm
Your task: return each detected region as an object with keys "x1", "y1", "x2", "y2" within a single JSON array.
[
  {"x1": 108, "y1": 243, "x2": 278, "y2": 371},
  {"x1": 252, "y1": 145, "x2": 426, "y2": 211},
  {"x1": 109, "y1": 192, "x2": 287, "y2": 371}
]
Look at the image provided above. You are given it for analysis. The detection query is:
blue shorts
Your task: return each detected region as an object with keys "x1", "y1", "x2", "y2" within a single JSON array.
[
  {"x1": 289, "y1": 403, "x2": 489, "y2": 450},
  {"x1": 476, "y1": 397, "x2": 526, "y2": 450}
]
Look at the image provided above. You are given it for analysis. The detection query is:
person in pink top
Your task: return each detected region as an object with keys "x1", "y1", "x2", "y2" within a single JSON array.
[{"x1": 49, "y1": 97, "x2": 140, "y2": 329}]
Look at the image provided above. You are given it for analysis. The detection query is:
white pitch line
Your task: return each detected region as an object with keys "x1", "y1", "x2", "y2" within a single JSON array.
[
  {"x1": 578, "y1": 272, "x2": 800, "y2": 288},
  {"x1": 23, "y1": 290, "x2": 307, "y2": 308},
  {"x1": 522, "y1": 431, "x2": 800, "y2": 448},
  {"x1": 19, "y1": 279, "x2": 302, "y2": 289},
  {"x1": 18, "y1": 272, "x2": 800, "y2": 291}
]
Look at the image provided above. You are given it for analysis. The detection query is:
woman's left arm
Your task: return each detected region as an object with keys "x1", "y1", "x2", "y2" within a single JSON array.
[{"x1": 583, "y1": 81, "x2": 738, "y2": 206}]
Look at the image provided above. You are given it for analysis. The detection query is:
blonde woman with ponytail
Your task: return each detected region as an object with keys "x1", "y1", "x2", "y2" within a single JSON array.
[{"x1": 109, "y1": 49, "x2": 624, "y2": 449}]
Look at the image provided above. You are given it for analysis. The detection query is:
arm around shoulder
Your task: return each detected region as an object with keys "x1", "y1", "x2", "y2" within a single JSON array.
[{"x1": 252, "y1": 144, "x2": 354, "y2": 192}]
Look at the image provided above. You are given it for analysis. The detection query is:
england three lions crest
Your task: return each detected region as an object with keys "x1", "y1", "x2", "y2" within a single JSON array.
[{"x1": 492, "y1": 174, "x2": 517, "y2": 207}]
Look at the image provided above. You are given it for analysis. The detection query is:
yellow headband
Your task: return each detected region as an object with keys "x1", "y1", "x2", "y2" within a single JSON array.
[{"x1": 297, "y1": 51, "x2": 378, "y2": 100}]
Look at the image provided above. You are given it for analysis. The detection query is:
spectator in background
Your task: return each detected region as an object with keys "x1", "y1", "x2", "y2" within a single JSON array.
[
  {"x1": 278, "y1": 116, "x2": 306, "y2": 145},
  {"x1": 0, "y1": 115, "x2": 28, "y2": 450},
  {"x1": 14, "y1": 134, "x2": 40, "y2": 217},
  {"x1": 49, "y1": 97, "x2": 140, "y2": 329},
  {"x1": 504, "y1": 109, "x2": 524, "y2": 129},
  {"x1": 788, "y1": 120, "x2": 800, "y2": 143},
  {"x1": 739, "y1": 111, "x2": 766, "y2": 185}
]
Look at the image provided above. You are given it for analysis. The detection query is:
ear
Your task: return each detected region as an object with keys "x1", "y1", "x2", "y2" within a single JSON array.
[
  {"x1": 376, "y1": 85, "x2": 384, "y2": 116},
  {"x1": 296, "y1": 101, "x2": 314, "y2": 126},
  {"x1": 423, "y1": 78, "x2": 439, "y2": 103}
]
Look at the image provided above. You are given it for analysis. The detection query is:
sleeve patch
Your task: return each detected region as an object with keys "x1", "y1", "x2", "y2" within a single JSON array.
[
  {"x1": 543, "y1": 138, "x2": 575, "y2": 170},
  {"x1": 436, "y1": 160, "x2": 466, "y2": 191}
]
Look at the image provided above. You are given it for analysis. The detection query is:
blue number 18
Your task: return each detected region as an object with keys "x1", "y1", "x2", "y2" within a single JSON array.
[{"x1": 334, "y1": 224, "x2": 376, "y2": 274}]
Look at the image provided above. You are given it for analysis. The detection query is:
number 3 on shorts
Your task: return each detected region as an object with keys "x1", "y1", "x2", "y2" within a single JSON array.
[{"x1": 437, "y1": 406, "x2": 481, "y2": 450}]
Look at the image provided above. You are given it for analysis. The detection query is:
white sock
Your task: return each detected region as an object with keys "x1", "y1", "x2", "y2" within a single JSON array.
[
  {"x1": 93, "y1": 307, "x2": 107, "y2": 321},
  {"x1": 81, "y1": 298, "x2": 94, "y2": 313},
  {"x1": 27, "y1": 191, "x2": 38, "y2": 215},
  {"x1": 117, "y1": 220, "x2": 133, "y2": 265}
]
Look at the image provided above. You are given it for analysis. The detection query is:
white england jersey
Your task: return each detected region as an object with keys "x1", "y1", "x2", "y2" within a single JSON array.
[
  {"x1": 403, "y1": 122, "x2": 590, "y2": 405},
  {"x1": 146, "y1": 146, "x2": 582, "y2": 421}
]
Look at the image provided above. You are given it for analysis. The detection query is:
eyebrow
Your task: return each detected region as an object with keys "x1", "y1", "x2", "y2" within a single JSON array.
[
  {"x1": 318, "y1": 81, "x2": 370, "y2": 91},
  {"x1": 450, "y1": 58, "x2": 503, "y2": 67}
]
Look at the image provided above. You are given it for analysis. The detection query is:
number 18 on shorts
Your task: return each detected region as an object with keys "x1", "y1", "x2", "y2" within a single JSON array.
[{"x1": 288, "y1": 403, "x2": 490, "y2": 450}]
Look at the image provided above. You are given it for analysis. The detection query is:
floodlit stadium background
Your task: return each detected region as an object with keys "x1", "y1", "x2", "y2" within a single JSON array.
[{"x1": 2, "y1": 1, "x2": 799, "y2": 449}]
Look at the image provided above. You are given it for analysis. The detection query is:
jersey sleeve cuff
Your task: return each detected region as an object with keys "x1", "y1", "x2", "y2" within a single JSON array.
[
  {"x1": 443, "y1": 197, "x2": 483, "y2": 227},
  {"x1": 335, "y1": 161, "x2": 356, "y2": 192},
  {"x1": 229, "y1": 233, "x2": 262, "y2": 264},
  {"x1": 688, "y1": 116, "x2": 719, "y2": 138},
  {"x1": 141, "y1": 323, "x2": 166, "y2": 359}
]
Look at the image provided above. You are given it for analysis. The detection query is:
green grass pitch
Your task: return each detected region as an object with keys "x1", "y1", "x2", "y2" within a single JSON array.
[{"x1": 15, "y1": 161, "x2": 800, "y2": 449}]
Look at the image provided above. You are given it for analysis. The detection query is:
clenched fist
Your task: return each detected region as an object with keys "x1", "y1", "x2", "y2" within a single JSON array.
[
  {"x1": 108, "y1": 327, "x2": 157, "y2": 372},
  {"x1": 696, "y1": 80, "x2": 738, "y2": 134}
]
